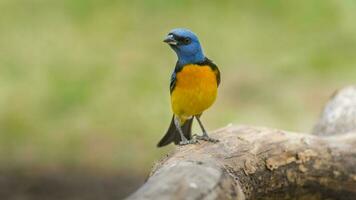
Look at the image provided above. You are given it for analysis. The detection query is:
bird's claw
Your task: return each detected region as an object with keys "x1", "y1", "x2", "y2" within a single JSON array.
[
  {"x1": 179, "y1": 138, "x2": 198, "y2": 146},
  {"x1": 195, "y1": 135, "x2": 219, "y2": 143}
]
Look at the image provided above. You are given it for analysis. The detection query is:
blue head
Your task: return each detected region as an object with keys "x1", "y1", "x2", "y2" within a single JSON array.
[{"x1": 163, "y1": 28, "x2": 205, "y2": 66}]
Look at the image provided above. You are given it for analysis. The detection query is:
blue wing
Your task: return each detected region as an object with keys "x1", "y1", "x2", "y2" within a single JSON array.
[{"x1": 170, "y1": 71, "x2": 177, "y2": 94}]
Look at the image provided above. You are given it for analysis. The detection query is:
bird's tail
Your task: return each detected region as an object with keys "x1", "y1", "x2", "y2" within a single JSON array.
[{"x1": 157, "y1": 116, "x2": 193, "y2": 147}]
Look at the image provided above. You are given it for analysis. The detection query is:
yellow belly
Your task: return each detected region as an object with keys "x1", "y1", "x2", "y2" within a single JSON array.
[{"x1": 171, "y1": 64, "x2": 218, "y2": 118}]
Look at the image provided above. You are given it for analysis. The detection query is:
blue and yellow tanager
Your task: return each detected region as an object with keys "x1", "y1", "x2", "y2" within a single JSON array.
[{"x1": 157, "y1": 28, "x2": 221, "y2": 147}]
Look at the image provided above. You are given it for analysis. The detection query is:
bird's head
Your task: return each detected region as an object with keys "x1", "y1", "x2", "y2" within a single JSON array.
[{"x1": 163, "y1": 28, "x2": 205, "y2": 66}]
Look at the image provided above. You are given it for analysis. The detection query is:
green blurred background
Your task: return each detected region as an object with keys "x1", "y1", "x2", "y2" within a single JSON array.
[{"x1": 0, "y1": 0, "x2": 355, "y2": 199}]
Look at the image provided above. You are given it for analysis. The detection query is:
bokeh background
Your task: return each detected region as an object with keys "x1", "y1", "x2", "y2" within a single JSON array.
[{"x1": 0, "y1": 0, "x2": 355, "y2": 199}]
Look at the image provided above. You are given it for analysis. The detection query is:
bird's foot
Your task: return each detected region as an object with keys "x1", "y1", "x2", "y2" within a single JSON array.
[
  {"x1": 179, "y1": 138, "x2": 198, "y2": 146},
  {"x1": 195, "y1": 134, "x2": 219, "y2": 143}
]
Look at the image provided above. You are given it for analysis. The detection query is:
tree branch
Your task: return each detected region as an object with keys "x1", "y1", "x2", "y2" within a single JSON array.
[{"x1": 127, "y1": 86, "x2": 356, "y2": 200}]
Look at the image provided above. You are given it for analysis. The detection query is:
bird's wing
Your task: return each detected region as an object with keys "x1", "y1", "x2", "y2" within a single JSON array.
[
  {"x1": 170, "y1": 72, "x2": 176, "y2": 94},
  {"x1": 170, "y1": 62, "x2": 181, "y2": 94}
]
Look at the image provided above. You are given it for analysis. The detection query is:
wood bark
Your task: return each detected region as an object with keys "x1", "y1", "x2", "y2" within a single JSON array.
[
  {"x1": 313, "y1": 85, "x2": 356, "y2": 136},
  {"x1": 127, "y1": 86, "x2": 356, "y2": 200}
]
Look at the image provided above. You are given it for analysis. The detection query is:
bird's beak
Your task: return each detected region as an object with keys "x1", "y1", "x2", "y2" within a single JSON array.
[{"x1": 163, "y1": 35, "x2": 178, "y2": 45}]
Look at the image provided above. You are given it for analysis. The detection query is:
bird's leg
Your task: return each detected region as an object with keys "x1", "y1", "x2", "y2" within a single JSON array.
[
  {"x1": 195, "y1": 115, "x2": 219, "y2": 143},
  {"x1": 174, "y1": 116, "x2": 197, "y2": 145}
]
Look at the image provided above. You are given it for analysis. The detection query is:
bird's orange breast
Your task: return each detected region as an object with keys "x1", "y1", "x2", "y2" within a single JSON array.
[{"x1": 171, "y1": 64, "x2": 218, "y2": 117}]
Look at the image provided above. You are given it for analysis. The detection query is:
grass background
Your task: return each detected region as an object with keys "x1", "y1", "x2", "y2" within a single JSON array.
[{"x1": 0, "y1": 0, "x2": 355, "y2": 187}]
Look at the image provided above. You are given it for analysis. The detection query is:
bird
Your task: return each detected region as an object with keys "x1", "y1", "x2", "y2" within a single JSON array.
[{"x1": 157, "y1": 28, "x2": 221, "y2": 147}]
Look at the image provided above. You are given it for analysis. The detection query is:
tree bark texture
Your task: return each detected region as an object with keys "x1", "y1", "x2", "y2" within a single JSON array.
[{"x1": 127, "y1": 86, "x2": 356, "y2": 200}]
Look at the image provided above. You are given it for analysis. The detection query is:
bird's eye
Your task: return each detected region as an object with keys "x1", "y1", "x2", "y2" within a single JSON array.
[{"x1": 183, "y1": 38, "x2": 191, "y2": 45}]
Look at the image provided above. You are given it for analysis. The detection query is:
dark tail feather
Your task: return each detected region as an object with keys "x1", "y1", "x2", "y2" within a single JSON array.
[
  {"x1": 157, "y1": 116, "x2": 193, "y2": 147},
  {"x1": 174, "y1": 117, "x2": 193, "y2": 145}
]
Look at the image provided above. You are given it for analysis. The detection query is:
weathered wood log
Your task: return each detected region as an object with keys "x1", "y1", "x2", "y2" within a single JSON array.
[
  {"x1": 127, "y1": 86, "x2": 356, "y2": 200},
  {"x1": 128, "y1": 126, "x2": 355, "y2": 200},
  {"x1": 313, "y1": 85, "x2": 356, "y2": 136}
]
